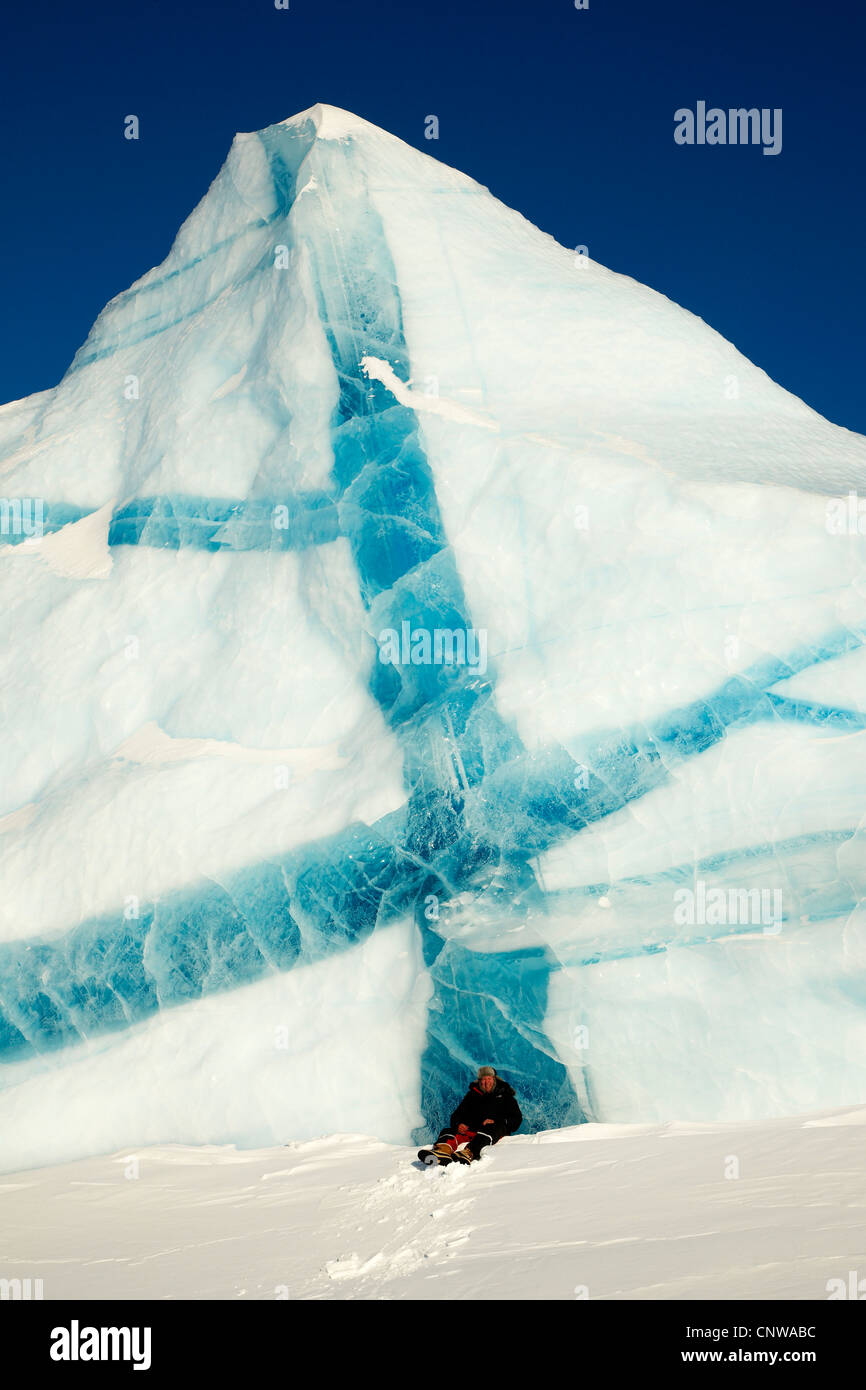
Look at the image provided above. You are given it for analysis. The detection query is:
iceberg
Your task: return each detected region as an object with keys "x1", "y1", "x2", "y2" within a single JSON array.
[{"x1": 1, "y1": 104, "x2": 866, "y2": 1171}]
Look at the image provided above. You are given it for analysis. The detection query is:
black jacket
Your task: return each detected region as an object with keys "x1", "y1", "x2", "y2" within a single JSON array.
[{"x1": 449, "y1": 1078, "x2": 522, "y2": 1135}]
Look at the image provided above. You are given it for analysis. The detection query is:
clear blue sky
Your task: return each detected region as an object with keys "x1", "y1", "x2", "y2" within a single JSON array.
[{"x1": 1, "y1": 0, "x2": 863, "y2": 432}]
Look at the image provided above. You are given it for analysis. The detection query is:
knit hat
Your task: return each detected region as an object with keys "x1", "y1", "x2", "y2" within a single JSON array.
[{"x1": 477, "y1": 1065, "x2": 496, "y2": 1078}]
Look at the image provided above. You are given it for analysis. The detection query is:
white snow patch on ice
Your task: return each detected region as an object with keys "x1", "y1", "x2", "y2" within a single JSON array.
[
  {"x1": 361, "y1": 355, "x2": 498, "y2": 431},
  {"x1": 113, "y1": 720, "x2": 347, "y2": 775},
  {"x1": 2, "y1": 499, "x2": 114, "y2": 579}
]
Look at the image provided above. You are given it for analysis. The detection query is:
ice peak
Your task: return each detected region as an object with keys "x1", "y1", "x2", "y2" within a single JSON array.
[
  {"x1": 244, "y1": 103, "x2": 383, "y2": 145},
  {"x1": 290, "y1": 103, "x2": 373, "y2": 139}
]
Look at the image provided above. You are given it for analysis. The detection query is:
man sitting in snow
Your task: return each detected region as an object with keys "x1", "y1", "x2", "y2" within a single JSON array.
[{"x1": 432, "y1": 1065, "x2": 522, "y2": 1164}]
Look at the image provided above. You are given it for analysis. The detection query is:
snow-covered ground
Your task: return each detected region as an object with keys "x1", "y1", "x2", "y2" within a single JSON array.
[{"x1": 3, "y1": 1106, "x2": 865, "y2": 1301}]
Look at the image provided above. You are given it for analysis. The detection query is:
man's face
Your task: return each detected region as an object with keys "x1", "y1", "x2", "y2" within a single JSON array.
[{"x1": 479, "y1": 1075, "x2": 495, "y2": 1092}]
